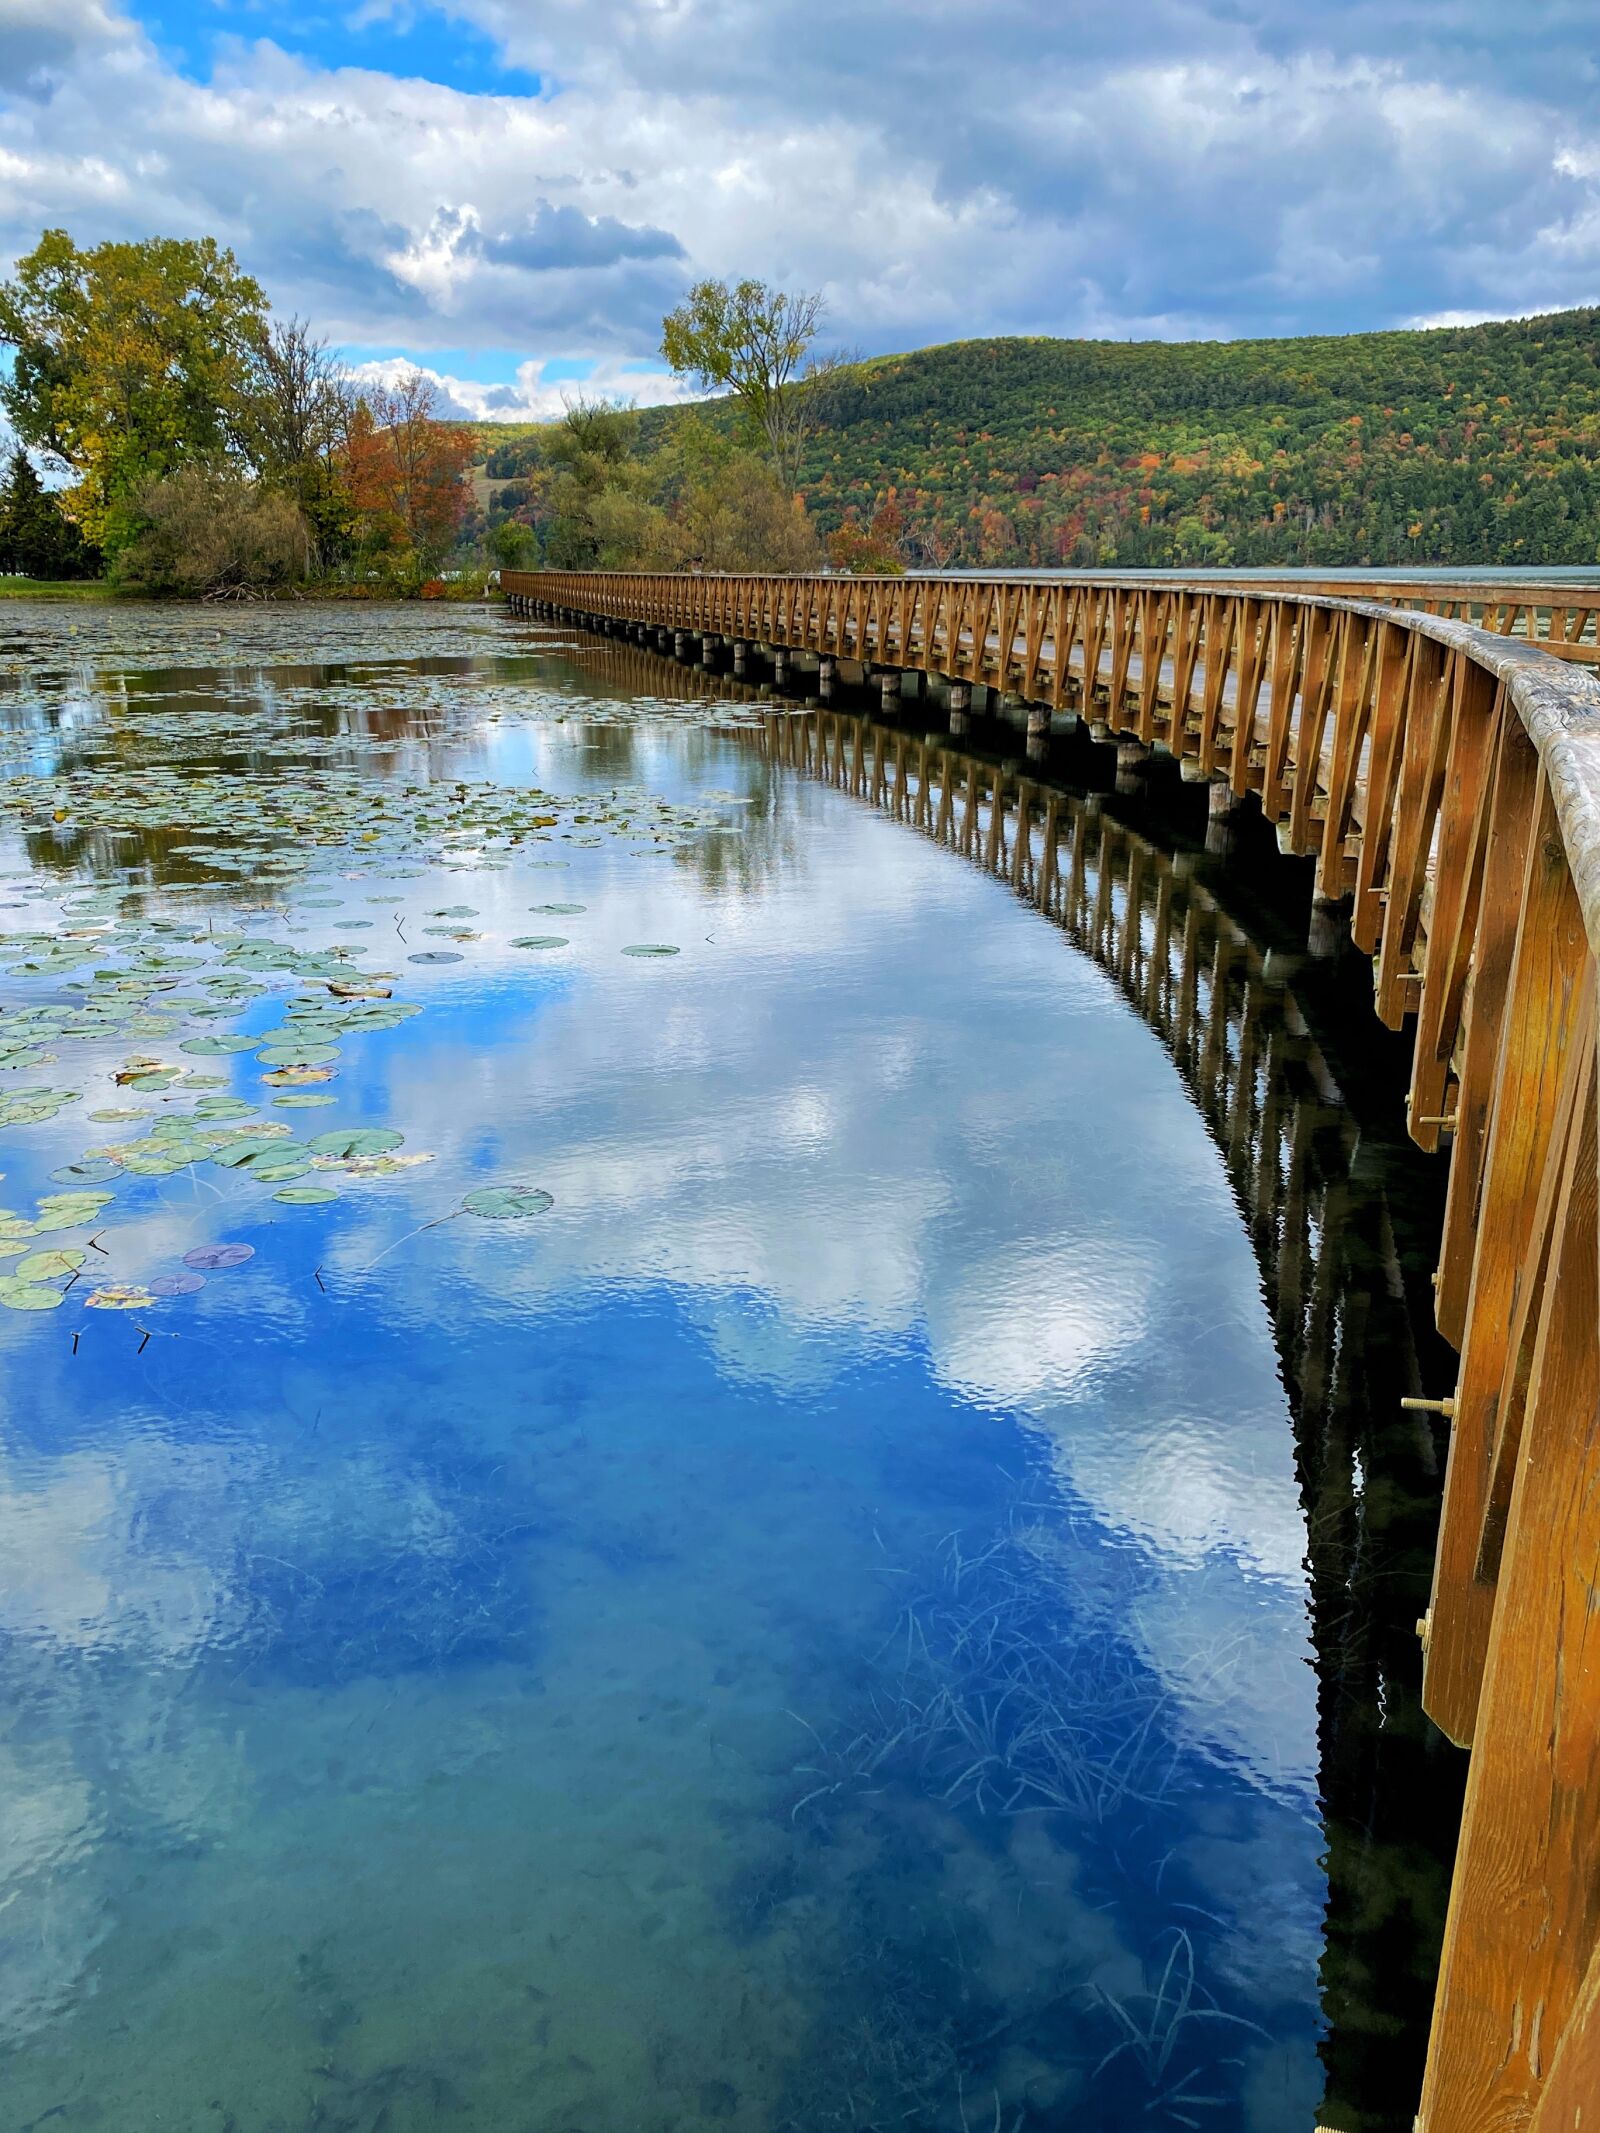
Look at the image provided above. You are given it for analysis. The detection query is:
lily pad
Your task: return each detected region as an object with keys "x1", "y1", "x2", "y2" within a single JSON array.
[
  {"x1": 273, "y1": 1183, "x2": 339, "y2": 1205},
  {"x1": 621, "y1": 944, "x2": 680, "y2": 957},
  {"x1": 14, "y1": 1248, "x2": 85, "y2": 1280},
  {"x1": 308, "y1": 1128, "x2": 404, "y2": 1159},
  {"x1": 529, "y1": 903, "x2": 586, "y2": 915},
  {"x1": 407, "y1": 950, "x2": 463, "y2": 965},
  {"x1": 511, "y1": 936, "x2": 569, "y2": 950},
  {"x1": 50, "y1": 1157, "x2": 123, "y2": 1185},
  {"x1": 150, "y1": 1271, "x2": 206, "y2": 1297},
  {"x1": 246, "y1": 1152, "x2": 314, "y2": 1184},
  {"x1": 183, "y1": 1242, "x2": 255, "y2": 1270},
  {"x1": 192, "y1": 1096, "x2": 257, "y2": 1121},
  {"x1": 257, "y1": 1044, "x2": 340, "y2": 1067},
  {"x1": 180, "y1": 1034, "x2": 259, "y2": 1055},
  {"x1": 84, "y1": 1284, "x2": 155, "y2": 1311},
  {"x1": 0, "y1": 1278, "x2": 65, "y2": 1311},
  {"x1": 462, "y1": 1185, "x2": 554, "y2": 1220},
  {"x1": 273, "y1": 1092, "x2": 338, "y2": 1109}
]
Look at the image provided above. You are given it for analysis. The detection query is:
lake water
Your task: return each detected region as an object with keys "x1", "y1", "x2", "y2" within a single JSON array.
[{"x1": 0, "y1": 602, "x2": 1459, "y2": 2133}]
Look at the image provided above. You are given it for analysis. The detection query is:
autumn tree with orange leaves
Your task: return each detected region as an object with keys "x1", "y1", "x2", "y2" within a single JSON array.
[{"x1": 340, "y1": 372, "x2": 473, "y2": 586}]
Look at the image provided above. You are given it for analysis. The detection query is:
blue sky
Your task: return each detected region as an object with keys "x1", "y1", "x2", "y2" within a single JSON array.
[
  {"x1": 129, "y1": 0, "x2": 538, "y2": 95},
  {"x1": 2, "y1": 0, "x2": 1597, "y2": 420}
]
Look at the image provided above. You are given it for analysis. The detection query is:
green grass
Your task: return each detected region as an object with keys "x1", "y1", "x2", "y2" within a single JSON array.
[{"x1": 0, "y1": 577, "x2": 118, "y2": 600}]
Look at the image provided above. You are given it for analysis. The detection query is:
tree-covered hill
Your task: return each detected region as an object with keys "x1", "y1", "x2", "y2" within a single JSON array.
[{"x1": 470, "y1": 308, "x2": 1600, "y2": 569}]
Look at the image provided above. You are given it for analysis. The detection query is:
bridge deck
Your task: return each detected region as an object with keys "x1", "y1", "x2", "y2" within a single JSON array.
[{"x1": 505, "y1": 567, "x2": 1600, "y2": 2133}]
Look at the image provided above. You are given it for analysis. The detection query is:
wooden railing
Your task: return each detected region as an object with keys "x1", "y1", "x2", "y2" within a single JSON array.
[
  {"x1": 506, "y1": 568, "x2": 1600, "y2": 2132},
  {"x1": 506, "y1": 567, "x2": 1600, "y2": 663}
]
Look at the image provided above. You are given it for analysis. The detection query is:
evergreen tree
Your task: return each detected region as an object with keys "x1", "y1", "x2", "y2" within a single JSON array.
[{"x1": 0, "y1": 448, "x2": 97, "y2": 579}]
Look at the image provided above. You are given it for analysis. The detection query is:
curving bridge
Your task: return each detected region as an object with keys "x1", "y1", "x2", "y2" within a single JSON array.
[{"x1": 504, "y1": 567, "x2": 1600, "y2": 2132}]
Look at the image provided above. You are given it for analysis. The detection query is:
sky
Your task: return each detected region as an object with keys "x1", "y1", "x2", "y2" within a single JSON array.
[{"x1": 1, "y1": 0, "x2": 1598, "y2": 421}]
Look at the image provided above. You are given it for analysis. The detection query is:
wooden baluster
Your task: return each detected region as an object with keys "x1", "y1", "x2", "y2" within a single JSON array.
[
  {"x1": 1406, "y1": 667, "x2": 1506, "y2": 1151},
  {"x1": 1226, "y1": 597, "x2": 1268, "y2": 792},
  {"x1": 1286, "y1": 606, "x2": 1337, "y2": 853},
  {"x1": 1106, "y1": 589, "x2": 1136, "y2": 724},
  {"x1": 1022, "y1": 587, "x2": 1049, "y2": 702},
  {"x1": 1475, "y1": 966, "x2": 1597, "y2": 1585},
  {"x1": 1080, "y1": 589, "x2": 1108, "y2": 715},
  {"x1": 1316, "y1": 613, "x2": 1378, "y2": 901},
  {"x1": 1168, "y1": 592, "x2": 1205, "y2": 753},
  {"x1": 1435, "y1": 714, "x2": 1543, "y2": 1346},
  {"x1": 1056, "y1": 586, "x2": 1085, "y2": 711},
  {"x1": 1373, "y1": 638, "x2": 1453, "y2": 1027},
  {"x1": 1424, "y1": 768, "x2": 1590, "y2": 1747},
  {"x1": 1136, "y1": 591, "x2": 1171, "y2": 741},
  {"x1": 1419, "y1": 1011, "x2": 1600, "y2": 2131},
  {"x1": 1196, "y1": 596, "x2": 1238, "y2": 774},
  {"x1": 995, "y1": 585, "x2": 1021, "y2": 692},
  {"x1": 1350, "y1": 623, "x2": 1417, "y2": 950}
]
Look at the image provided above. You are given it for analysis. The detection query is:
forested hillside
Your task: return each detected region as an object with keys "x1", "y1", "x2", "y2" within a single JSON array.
[{"x1": 472, "y1": 308, "x2": 1600, "y2": 569}]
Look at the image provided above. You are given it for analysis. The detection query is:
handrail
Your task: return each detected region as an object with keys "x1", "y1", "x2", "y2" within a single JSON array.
[{"x1": 507, "y1": 567, "x2": 1600, "y2": 2133}]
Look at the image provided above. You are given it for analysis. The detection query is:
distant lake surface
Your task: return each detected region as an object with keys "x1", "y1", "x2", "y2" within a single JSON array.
[{"x1": 0, "y1": 602, "x2": 1457, "y2": 2133}]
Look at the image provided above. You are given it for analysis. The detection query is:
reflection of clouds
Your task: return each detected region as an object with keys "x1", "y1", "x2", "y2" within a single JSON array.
[
  {"x1": 0, "y1": 708, "x2": 1327, "y2": 2072},
  {"x1": 323, "y1": 783, "x2": 1316, "y2": 1795},
  {"x1": 0, "y1": 1440, "x2": 242, "y2": 1659},
  {"x1": 0, "y1": 1736, "x2": 108, "y2": 2048},
  {"x1": 931, "y1": 1238, "x2": 1148, "y2": 1407},
  {"x1": 0, "y1": 1436, "x2": 252, "y2": 2044}
]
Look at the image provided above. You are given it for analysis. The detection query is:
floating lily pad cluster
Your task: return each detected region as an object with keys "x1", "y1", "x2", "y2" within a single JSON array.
[{"x1": 0, "y1": 602, "x2": 736, "y2": 1317}]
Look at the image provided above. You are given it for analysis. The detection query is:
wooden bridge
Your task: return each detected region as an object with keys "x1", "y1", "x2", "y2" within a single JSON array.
[{"x1": 505, "y1": 567, "x2": 1600, "y2": 2132}]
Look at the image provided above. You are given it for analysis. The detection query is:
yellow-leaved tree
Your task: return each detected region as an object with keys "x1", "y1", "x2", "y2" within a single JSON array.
[{"x1": 0, "y1": 228, "x2": 269, "y2": 552}]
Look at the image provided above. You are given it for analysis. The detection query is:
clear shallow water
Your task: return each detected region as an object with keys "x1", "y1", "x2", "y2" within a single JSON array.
[{"x1": 0, "y1": 603, "x2": 1432, "y2": 2133}]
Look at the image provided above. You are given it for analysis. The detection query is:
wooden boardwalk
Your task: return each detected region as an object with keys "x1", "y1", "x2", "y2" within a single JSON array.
[{"x1": 506, "y1": 568, "x2": 1600, "y2": 2132}]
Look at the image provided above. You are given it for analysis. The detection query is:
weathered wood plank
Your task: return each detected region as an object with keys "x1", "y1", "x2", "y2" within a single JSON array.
[
  {"x1": 1423, "y1": 767, "x2": 1589, "y2": 1747},
  {"x1": 1420, "y1": 1026, "x2": 1600, "y2": 2133},
  {"x1": 1528, "y1": 1938, "x2": 1600, "y2": 2133}
]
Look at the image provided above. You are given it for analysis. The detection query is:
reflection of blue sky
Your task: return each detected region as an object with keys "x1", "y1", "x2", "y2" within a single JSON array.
[{"x1": 0, "y1": 629, "x2": 1324, "y2": 2128}]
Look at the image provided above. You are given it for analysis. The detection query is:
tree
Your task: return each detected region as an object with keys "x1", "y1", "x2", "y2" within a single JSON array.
[
  {"x1": 540, "y1": 395, "x2": 671, "y2": 569},
  {"x1": 339, "y1": 372, "x2": 472, "y2": 583},
  {"x1": 0, "y1": 447, "x2": 98, "y2": 579},
  {"x1": 827, "y1": 498, "x2": 907, "y2": 575},
  {"x1": 0, "y1": 229, "x2": 269, "y2": 552},
  {"x1": 672, "y1": 451, "x2": 821, "y2": 571},
  {"x1": 113, "y1": 466, "x2": 308, "y2": 595},
  {"x1": 488, "y1": 518, "x2": 538, "y2": 571},
  {"x1": 661, "y1": 277, "x2": 841, "y2": 490},
  {"x1": 243, "y1": 317, "x2": 353, "y2": 571}
]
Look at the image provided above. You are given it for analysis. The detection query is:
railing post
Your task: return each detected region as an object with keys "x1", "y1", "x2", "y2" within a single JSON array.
[
  {"x1": 1423, "y1": 767, "x2": 1590, "y2": 1748},
  {"x1": 1419, "y1": 989, "x2": 1600, "y2": 2130}
]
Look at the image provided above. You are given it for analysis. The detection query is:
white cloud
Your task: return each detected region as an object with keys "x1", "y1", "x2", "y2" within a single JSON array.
[
  {"x1": 344, "y1": 351, "x2": 701, "y2": 419},
  {"x1": 2, "y1": 3, "x2": 1599, "y2": 400}
]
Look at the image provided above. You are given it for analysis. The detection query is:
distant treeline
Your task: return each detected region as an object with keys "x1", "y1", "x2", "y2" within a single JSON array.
[{"x1": 468, "y1": 309, "x2": 1600, "y2": 570}]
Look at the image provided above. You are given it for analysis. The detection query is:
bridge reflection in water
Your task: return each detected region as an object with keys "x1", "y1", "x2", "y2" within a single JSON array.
[{"x1": 557, "y1": 626, "x2": 1467, "y2": 2130}]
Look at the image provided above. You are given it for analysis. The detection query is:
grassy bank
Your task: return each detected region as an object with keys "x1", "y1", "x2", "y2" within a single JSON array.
[{"x1": 0, "y1": 577, "x2": 118, "y2": 600}]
